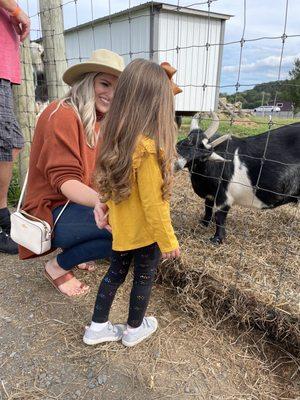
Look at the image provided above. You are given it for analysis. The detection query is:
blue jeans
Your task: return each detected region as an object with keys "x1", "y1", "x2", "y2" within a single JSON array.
[{"x1": 52, "y1": 203, "x2": 112, "y2": 271}]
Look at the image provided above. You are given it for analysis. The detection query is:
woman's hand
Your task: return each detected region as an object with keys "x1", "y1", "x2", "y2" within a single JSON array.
[
  {"x1": 11, "y1": 8, "x2": 31, "y2": 42},
  {"x1": 94, "y1": 199, "x2": 111, "y2": 232},
  {"x1": 162, "y1": 248, "x2": 180, "y2": 259}
]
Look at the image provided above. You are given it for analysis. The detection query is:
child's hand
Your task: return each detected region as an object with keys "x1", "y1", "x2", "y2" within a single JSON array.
[
  {"x1": 94, "y1": 200, "x2": 111, "y2": 232},
  {"x1": 162, "y1": 248, "x2": 180, "y2": 259}
]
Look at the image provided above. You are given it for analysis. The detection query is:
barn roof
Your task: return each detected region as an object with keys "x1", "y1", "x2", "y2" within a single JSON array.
[{"x1": 64, "y1": 2, "x2": 232, "y2": 34}]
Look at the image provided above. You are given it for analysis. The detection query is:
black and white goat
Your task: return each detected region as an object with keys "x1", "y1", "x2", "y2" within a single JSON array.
[{"x1": 176, "y1": 113, "x2": 300, "y2": 244}]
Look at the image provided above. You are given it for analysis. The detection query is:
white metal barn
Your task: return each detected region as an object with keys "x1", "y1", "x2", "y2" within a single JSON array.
[{"x1": 64, "y1": 2, "x2": 231, "y2": 114}]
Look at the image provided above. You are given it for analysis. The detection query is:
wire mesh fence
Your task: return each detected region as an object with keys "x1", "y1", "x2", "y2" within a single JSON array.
[{"x1": 10, "y1": 0, "x2": 300, "y2": 331}]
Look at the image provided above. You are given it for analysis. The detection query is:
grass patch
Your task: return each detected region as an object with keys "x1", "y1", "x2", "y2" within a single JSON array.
[{"x1": 179, "y1": 114, "x2": 300, "y2": 139}]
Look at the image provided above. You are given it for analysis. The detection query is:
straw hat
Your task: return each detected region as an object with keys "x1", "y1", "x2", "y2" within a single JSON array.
[{"x1": 63, "y1": 49, "x2": 125, "y2": 86}]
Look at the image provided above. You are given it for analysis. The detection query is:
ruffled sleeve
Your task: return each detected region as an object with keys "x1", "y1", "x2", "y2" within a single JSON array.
[{"x1": 132, "y1": 136, "x2": 157, "y2": 170}]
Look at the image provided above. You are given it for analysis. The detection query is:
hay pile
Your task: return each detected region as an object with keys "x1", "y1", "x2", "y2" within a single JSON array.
[{"x1": 158, "y1": 171, "x2": 300, "y2": 354}]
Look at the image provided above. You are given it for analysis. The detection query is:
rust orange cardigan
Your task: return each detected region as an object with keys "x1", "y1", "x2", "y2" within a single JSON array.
[{"x1": 19, "y1": 101, "x2": 100, "y2": 260}]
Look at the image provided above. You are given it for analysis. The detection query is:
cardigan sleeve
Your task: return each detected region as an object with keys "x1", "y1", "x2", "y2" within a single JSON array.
[
  {"x1": 36, "y1": 107, "x2": 84, "y2": 193},
  {"x1": 136, "y1": 152, "x2": 179, "y2": 253}
]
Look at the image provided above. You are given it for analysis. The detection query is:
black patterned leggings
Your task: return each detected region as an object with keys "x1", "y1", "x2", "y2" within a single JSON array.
[{"x1": 92, "y1": 243, "x2": 161, "y2": 328}]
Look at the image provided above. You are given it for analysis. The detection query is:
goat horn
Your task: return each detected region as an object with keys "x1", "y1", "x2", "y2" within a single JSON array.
[
  {"x1": 210, "y1": 134, "x2": 231, "y2": 148},
  {"x1": 203, "y1": 111, "x2": 219, "y2": 139},
  {"x1": 208, "y1": 152, "x2": 230, "y2": 162}
]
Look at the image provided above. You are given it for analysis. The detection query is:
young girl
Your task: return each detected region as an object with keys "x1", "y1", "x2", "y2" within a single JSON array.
[{"x1": 83, "y1": 58, "x2": 181, "y2": 347}]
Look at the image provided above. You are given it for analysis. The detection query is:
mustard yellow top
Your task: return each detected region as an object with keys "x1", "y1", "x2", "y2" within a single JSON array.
[{"x1": 107, "y1": 136, "x2": 179, "y2": 253}]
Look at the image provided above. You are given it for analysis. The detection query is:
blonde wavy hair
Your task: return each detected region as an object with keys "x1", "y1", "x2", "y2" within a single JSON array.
[
  {"x1": 51, "y1": 72, "x2": 100, "y2": 147},
  {"x1": 95, "y1": 58, "x2": 178, "y2": 204}
]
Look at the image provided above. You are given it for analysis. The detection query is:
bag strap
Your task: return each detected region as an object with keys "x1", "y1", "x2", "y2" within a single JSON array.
[
  {"x1": 53, "y1": 200, "x2": 69, "y2": 228},
  {"x1": 17, "y1": 171, "x2": 29, "y2": 212},
  {"x1": 17, "y1": 171, "x2": 70, "y2": 229}
]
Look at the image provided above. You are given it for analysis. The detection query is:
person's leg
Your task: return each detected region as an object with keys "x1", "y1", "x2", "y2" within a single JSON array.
[
  {"x1": 0, "y1": 159, "x2": 14, "y2": 243},
  {"x1": 121, "y1": 243, "x2": 161, "y2": 347},
  {"x1": 0, "y1": 79, "x2": 24, "y2": 216},
  {"x1": 0, "y1": 148, "x2": 22, "y2": 253},
  {"x1": 52, "y1": 203, "x2": 112, "y2": 269},
  {"x1": 0, "y1": 79, "x2": 24, "y2": 254},
  {"x1": 0, "y1": 148, "x2": 21, "y2": 207},
  {"x1": 92, "y1": 250, "x2": 133, "y2": 323},
  {"x1": 127, "y1": 243, "x2": 161, "y2": 328},
  {"x1": 0, "y1": 161, "x2": 13, "y2": 210},
  {"x1": 83, "y1": 250, "x2": 132, "y2": 344},
  {"x1": 45, "y1": 203, "x2": 112, "y2": 296}
]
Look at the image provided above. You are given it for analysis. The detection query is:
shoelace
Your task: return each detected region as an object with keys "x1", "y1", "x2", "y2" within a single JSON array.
[
  {"x1": 104, "y1": 322, "x2": 118, "y2": 333},
  {"x1": 107, "y1": 322, "x2": 113, "y2": 332}
]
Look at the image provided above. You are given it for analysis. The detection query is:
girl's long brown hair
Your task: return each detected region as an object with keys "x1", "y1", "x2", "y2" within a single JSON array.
[{"x1": 95, "y1": 58, "x2": 178, "y2": 203}]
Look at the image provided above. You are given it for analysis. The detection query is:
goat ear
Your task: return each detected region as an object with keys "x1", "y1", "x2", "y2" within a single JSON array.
[{"x1": 208, "y1": 152, "x2": 228, "y2": 162}]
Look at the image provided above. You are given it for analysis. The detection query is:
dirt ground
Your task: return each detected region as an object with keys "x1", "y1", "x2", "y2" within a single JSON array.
[{"x1": 0, "y1": 253, "x2": 299, "y2": 400}]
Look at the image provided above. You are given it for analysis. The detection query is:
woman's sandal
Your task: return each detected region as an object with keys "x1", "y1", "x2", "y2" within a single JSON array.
[{"x1": 44, "y1": 270, "x2": 89, "y2": 297}]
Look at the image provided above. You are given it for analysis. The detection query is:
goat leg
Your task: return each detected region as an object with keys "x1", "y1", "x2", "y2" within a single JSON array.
[
  {"x1": 201, "y1": 198, "x2": 214, "y2": 227},
  {"x1": 210, "y1": 205, "x2": 230, "y2": 245}
]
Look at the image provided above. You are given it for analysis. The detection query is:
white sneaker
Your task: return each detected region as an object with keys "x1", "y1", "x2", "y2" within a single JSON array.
[
  {"x1": 83, "y1": 322, "x2": 125, "y2": 345},
  {"x1": 122, "y1": 317, "x2": 158, "y2": 347}
]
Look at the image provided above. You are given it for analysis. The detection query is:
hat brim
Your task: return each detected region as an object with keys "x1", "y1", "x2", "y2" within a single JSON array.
[{"x1": 63, "y1": 62, "x2": 123, "y2": 86}]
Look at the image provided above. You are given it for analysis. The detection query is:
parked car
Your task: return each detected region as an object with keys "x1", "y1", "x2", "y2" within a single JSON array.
[{"x1": 253, "y1": 105, "x2": 281, "y2": 112}]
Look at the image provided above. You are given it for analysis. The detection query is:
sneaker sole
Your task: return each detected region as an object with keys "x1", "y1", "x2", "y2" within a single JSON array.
[
  {"x1": 83, "y1": 335, "x2": 123, "y2": 346},
  {"x1": 122, "y1": 322, "x2": 158, "y2": 347}
]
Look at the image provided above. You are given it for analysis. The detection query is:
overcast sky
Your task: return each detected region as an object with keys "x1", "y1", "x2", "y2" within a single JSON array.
[{"x1": 19, "y1": 0, "x2": 300, "y2": 93}]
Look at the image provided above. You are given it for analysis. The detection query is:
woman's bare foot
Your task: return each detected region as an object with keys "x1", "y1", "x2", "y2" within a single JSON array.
[
  {"x1": 77, "y1": 262, "x2": 96, "y2": 272},
  {"x1": 45, "y1": 258, "x2": 89, "y2": 297}
]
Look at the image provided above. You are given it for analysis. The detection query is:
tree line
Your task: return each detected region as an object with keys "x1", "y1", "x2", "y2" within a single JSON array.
[{"x1": 221, "y1": 58, "x2": 300, "y2": 113}]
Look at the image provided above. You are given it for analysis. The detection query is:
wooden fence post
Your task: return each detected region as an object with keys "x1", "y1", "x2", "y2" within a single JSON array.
[
  {"x1": 13, "y1": 37, "x2": 36, "y2": 187},
  {"x1": 39, "y1": 0, "x2": 68, "y2": 101}
]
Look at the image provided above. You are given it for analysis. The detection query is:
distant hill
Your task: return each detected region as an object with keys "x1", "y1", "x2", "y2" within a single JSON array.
[{"x1": 220, "y1": 80, "x2": 290, "y2": 109}]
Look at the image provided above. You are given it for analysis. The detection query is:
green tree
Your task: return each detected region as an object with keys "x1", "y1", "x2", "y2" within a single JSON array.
[
  {"x1": 283, "y1": 58, "x2": 300, "y2": 114},
  {"x1": 289, "y1": 58, "x2": 300, "y2": 79},
  {"x1": 220, "y1": 61, "x2": 300, "y2": 113}
]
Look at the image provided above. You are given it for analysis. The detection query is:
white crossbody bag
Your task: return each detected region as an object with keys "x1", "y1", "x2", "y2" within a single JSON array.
[{"x1": 10, "y1": 171, "x2": 69, "y2": 255}]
